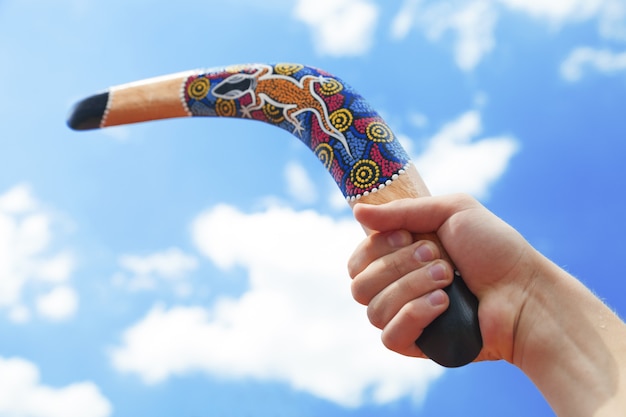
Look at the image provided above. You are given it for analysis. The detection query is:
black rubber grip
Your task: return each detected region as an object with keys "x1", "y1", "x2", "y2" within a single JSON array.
[{"x1": 416, "y1": 271, "x2": 482, "y2": 367}]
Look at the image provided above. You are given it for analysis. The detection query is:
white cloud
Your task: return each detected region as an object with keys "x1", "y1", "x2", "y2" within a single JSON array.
[
  {"x1": 597, "y1": 0, "x2": 626, "y2": 41},
  {"x1": 452, "y1": 1, "x2": 498, "y2": 71},
  {"x1": 328, "y1": 187, "x2": 352, "y2": 211},
  {"x1": 497, "y1": 0, "x2": 603, "y2": 23},
  {"x1": 113, "y1": 248, "x2": 198, "y2": 296},
  {"x1": 0, "y1": 184, "x2": 38, "y2": 213},
  {"x1": 392, "y1": 0, "x2": 626, "y2": 70},
  {"x1": 499, "y1": 0, "x2": 626, "y2": 40},
  {"x1": 9, "y1": 305, "x2": 31, "y2": 323},
  {"x1": 560, "y1": 47, "x2": 626, "y2": 81},
  {"x1": 390, "y1": 0, "x2": 419, "y2": 40},
  {"x1": 294, "y1": 0, "x2": 379, "y2": 57},
  {"x1": 392, "y1": 0, "x2": 498, "y2": 71},
  {"x1": 111, "y1": 204, "x2": 444, "y2": 407},
  {"x1": 35, "y1": 252, "x2": 76, "y2": 284},
  {"x1": 433, "y1": 1, "x2": 498, "y2": 71},
  {"x1": 408, "y1": 112, "x2": 429, "y2": 129},
  {"x1": 119, "y1": 248, "x2": 197, "y2": 279},
  {"x1": 100, "y1": 125, "x2": 131, "y2": 142},
  {"x1": 412, "y1": 110, "x2": 519, "y2": 198},
  {"x1": 35, "y1": 286, "x2": 79, "y2": 322},
  {"x1": 0, "y1": 356, "x2": 112, "y2": 417},
  {"x1": 0, "y1": 184, "x2": 77, "y2": 323},
  {"x1": 284, "y1": 161, "x2": 318, "y2": 204}
]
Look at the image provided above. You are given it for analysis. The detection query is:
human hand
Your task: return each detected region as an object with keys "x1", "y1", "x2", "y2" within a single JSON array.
[
  {"x1": 348, "y1": 194, "x2": 540, "y2": 363},
  {"x1": 349, "y1": 194, "x2": 626, "y2": 415}
]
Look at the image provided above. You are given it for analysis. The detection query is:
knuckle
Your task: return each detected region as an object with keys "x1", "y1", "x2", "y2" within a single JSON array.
[
  {"x1": 385, "y1": 244, "x2": 421, "y2": 278},
  {"x1": 387, "y1": 255, "x2": 406, "y2": 280},
  {"x1": 350, "y1": 279, "x2": 370, "y2": 306},
  {"x1": 400, "y1": 300, "x2": 424, "y2": 324},
  {"x1": 366, "y1": 302, "x2": 386, "y2": 329},
  {"x1": 346, "y1": 257, "x2": 360, "y2": 279},
  {"x1": 346, "y1": 238, "x2": 371, "y2": 279},
  {"x1": 380, "y1": 304, "x2": 421, "y2": 352},
  {"x1": 403, "y1": 274, "x2": 425, "y2": 296},
  {"x1": 380, "y1": 329, "x2": 403, "y2": 353},
  {"x1": 451, "y1": 193, "x2": 480, "y2": 210}
]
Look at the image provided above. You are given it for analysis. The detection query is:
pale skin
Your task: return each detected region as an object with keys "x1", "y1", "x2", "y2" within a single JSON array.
[{"x1": 348, "y1": 194, "x2": 626, "y2": 417}]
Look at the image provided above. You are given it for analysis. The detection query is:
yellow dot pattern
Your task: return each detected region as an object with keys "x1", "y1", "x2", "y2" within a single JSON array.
[
  {"x1": 188, "y1": 77, "x2": 210, "y2": 100},
  {"x1": 329, "y1": 108, "x2": 353, "y2": 133},
  {"x1": 366, "y1": 121, "x2": 394, "y2": 143},
  {"x1": 350, "y1": 160, "x2": 381, "y2": 189},
  {"x1": 262, "y1": 103, "x2": 285, "y2": 124},
  {"x1": 319, "y1": 78, "x2": 343, "y2": 96},
  {"x1": 315, "y1": 143, "x2": 334, "y2": 169},
  {"x1": 215, "y1": 98, "x2": 237, "y2": 117},
  {"x1": 274, "y1": 63, "x2": 305, "y2": 76}
]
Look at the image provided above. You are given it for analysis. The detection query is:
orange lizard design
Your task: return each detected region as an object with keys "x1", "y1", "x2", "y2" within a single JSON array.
[
  {"x1": 178, "y1": 63, "x2": 409, "y2": 200},
  {"x1": 212, "y1": 64, "x2": 353, "y2": 157}
]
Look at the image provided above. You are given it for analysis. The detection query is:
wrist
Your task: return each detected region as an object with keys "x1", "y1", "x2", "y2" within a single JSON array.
[{"x1": 512, "y1": 253, "x2": 626, "y2": 416}]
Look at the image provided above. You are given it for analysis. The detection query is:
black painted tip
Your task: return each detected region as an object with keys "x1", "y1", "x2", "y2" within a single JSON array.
[{"x1": 67, "y1": 91, "x2": 109, "y2": 130}]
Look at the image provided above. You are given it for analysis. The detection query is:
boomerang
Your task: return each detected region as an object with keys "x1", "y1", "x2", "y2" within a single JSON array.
[{"x1": 67, "y1": 63, "x2": 482, "y2": 367}]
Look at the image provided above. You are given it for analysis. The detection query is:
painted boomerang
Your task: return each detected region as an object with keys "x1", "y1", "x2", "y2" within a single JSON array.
[{"x1": 67, "y1": 63, "x2": 482, "y2": 367}]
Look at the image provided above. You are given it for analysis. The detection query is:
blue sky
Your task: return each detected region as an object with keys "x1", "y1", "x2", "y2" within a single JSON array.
[{"x1": 1, "y1": 0, "x2": 626, "y2": 416}]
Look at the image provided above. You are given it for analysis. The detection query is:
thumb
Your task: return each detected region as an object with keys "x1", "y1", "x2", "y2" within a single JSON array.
[{"x1": 353, "y1": 195, "x2": 479, "y2": 235}]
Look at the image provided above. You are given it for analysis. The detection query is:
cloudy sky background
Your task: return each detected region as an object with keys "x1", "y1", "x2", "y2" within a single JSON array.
[{"x1": 1, "y1": 0, "x2": 625, "y2": 416}]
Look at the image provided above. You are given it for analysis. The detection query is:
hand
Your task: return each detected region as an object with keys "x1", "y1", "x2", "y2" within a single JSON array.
[
  {"x1": 348, "y1": 194, "x2": 540, "y2": 363},
  {"x1": 348, "y1": 194, "x2": 626, "y2": 416}
]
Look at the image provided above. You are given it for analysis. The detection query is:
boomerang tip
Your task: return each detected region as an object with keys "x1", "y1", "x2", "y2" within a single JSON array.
[{"x1": 67, "y1": 91, "x2": 109, "y2": 130}]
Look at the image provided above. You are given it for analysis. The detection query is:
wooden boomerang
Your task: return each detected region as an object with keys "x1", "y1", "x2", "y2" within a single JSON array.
[{"x1": 67, "y1": 63, "x2": 482, "y2": 367}]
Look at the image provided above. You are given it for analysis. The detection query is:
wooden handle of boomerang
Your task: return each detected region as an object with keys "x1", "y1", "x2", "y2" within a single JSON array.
[{"x1": 352, "y1": 164, "x2": 482, "y2": 367}]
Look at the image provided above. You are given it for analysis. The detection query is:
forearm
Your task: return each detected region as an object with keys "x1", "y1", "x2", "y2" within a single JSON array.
[
  {"x1": 349, "y1": 197, "x2": 626, "y2": 414},
  {"x1": 514, "y1": 253, "x2": 626, "y2": 416}
]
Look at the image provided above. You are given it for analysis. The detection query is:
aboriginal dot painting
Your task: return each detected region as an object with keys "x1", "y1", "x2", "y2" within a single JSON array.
[{"x1": 182, "y1": 63, "x2": 410, "y2": 201}]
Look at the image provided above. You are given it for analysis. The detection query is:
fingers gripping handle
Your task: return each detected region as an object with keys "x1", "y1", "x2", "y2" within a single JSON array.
[
  {"x1": 417, "y1": 271, "x2": 482, "y2": 367},
  {"x1": 67, "y1": 62, "x2": 482, "y2": 367},
  {"x1": 355, "y1": 166, "x2": 483, "y2": 367}
]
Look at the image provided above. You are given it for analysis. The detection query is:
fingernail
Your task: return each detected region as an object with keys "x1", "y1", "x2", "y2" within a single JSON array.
[
  {"x1": 428, "y1": 263, "x2": 447, "y2": 281},
  {"x1": 387, "y1": 231, "x2": 410, "y2": 248},
  {"x1": 427, "y1": 290, "x2": 446, "y2": 306},
  {"x1": 414, "y1": 244, "x2": 434, "y2": 263}
]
